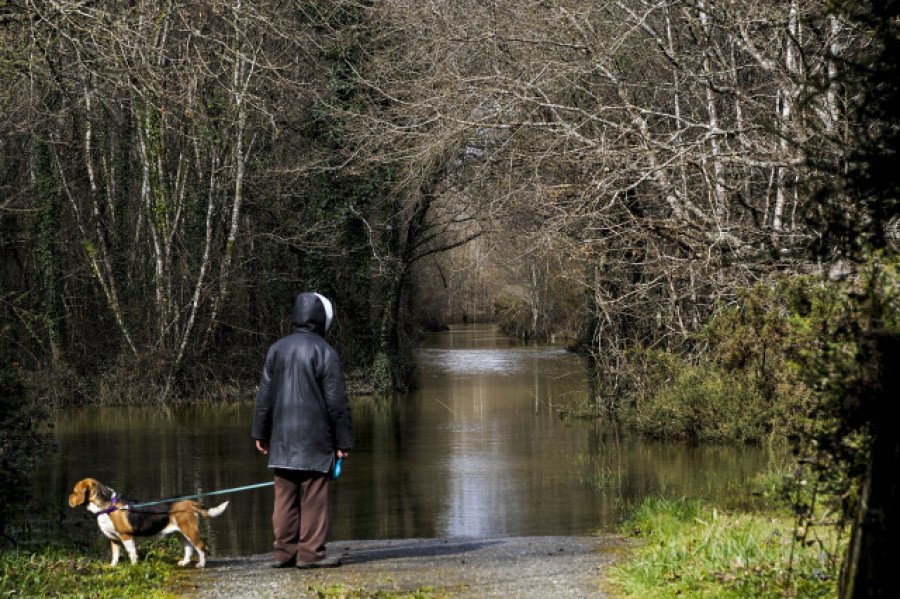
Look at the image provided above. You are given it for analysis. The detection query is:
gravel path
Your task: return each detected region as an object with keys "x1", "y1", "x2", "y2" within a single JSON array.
[{"x1": 180, "y1": 535, "x2": 631, "y2": 598}]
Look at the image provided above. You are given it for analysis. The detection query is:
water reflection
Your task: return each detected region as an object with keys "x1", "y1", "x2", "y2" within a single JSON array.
[{"x1": 33, "y1": 324, "x2": 775, "y2": 557}]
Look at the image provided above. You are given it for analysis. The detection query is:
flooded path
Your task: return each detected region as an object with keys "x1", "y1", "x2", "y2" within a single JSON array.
[{"x1": 35, "y1": 324, "x2": 772, "y2": 556}]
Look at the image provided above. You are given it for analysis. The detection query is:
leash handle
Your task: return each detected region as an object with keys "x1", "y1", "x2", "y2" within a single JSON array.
[{"x1": 332, "y1": 458, "x2": 343, "y2": 479}]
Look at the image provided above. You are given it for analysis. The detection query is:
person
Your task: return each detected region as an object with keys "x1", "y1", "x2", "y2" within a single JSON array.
[{"x1": 252, "y1": 292, "x2": 354, "y2": 569}]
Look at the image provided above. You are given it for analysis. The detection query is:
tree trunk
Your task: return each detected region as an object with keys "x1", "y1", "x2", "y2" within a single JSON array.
[{"x1": 839, "y1": 331, "x2": 900, "y2": 598}]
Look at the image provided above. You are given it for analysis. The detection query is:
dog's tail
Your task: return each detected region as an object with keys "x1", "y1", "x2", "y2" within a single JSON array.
[{"x1": 201, "y1": 501, "x2": 229, "y2": 518}]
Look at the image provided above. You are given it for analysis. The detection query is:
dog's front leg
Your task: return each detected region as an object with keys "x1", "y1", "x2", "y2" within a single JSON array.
[{"x1": 109, "y1": 541, "x2": 121, "y2": 566}]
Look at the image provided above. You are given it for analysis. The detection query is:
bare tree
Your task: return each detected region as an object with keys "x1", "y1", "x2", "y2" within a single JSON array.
[
  {"x1": 324, "y1": 0, "x2": 848, "y2": 401},
  {"x1": 1, "y1": 0, "x2": 343, "y2": 399}
]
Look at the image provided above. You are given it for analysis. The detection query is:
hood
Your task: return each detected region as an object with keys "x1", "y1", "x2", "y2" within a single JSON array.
[{"x1": 292, "y1": 292, "x2": 334, "y2": 334}]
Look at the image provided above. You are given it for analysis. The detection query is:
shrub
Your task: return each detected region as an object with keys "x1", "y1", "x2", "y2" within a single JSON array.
[
  {"x1": 625, "y1": 355, "x2": 777, "y2": 443},
  {"x1": 622, "y1": 278, "x2": 836, "y2": 444},
  {"x1": 0, "y1": 367, "x2": 51, "y2": 545}
]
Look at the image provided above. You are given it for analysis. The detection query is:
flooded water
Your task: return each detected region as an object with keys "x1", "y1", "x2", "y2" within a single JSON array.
[{"x1": 32, "y1": 324, "x2": 775, "y2": 556}]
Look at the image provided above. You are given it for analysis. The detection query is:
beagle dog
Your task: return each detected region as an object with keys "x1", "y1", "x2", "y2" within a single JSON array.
[{"x1": 68, "y1": 478, "x2": 228, "y2": 568}]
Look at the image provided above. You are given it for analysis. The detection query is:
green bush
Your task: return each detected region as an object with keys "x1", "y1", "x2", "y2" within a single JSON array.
[
  {"x1": 625, "y1": 356, "x2": 776, "y2": 443},
  {"x1": 622, "y1": 278, "x2": 837, "y2": 444},
  {"x1": 494, "y1": 296, "x2": 533, "y2": 339}
]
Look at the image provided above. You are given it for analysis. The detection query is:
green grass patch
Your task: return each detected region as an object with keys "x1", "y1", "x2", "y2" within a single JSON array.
[
  {"x1": 1, "y1": 541, "x2": 188, "y2": 598},
  {"x1": 608, "y1": 496, "x2": 842, "y2": 598},
  {"x1": 307, "y1": 584, "x2": 443, "y2": 598}
]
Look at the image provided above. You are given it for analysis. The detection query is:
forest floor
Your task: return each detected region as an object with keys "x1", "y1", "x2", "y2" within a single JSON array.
[{"x1": 178, "y1": 535, "x2": 633, "y2": 598}]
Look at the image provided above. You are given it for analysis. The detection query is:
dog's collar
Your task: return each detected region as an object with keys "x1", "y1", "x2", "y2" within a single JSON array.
[{"x1": 97, "y1": 493, "x2": 120, "y2": 515}]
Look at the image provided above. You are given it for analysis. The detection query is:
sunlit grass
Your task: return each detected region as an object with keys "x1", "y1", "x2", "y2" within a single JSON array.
[
  {"x1": 608, "y1": 495, "x2": 842, "y2": 598},
  {"x1": 1, "y1": 540, "x2": 188, "y2": 598},
  {"x1": 308, "y1": 584, "x2": 443, "y2": 598}
]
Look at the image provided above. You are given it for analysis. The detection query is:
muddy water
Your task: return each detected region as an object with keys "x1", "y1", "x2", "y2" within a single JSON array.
[{"x1": 33, "y1": 324, "x2": 774, "y2": 556}]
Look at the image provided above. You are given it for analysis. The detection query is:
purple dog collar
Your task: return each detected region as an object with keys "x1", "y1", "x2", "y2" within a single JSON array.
[{"x1": 98, "y1": 493, "x2": 120, "y2": 515}]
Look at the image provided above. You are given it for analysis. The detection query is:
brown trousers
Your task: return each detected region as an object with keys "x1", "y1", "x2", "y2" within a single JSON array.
[{"x1": 272, "y1": 468, "x2": 332, "y2": 563}]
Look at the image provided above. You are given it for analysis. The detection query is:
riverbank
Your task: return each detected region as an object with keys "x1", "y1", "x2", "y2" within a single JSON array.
[
  {"x1": 1, "y1": 492, "x2": 843, "y2": 597},
  {"x1": 179, "y1": 535, "x2": 633, "y2": 598}
]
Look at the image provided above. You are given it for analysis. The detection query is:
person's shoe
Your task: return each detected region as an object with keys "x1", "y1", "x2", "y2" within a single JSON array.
[
  {"x1": 296, "y1": 556, "x2": 341, "y2": 569},
  {"x1": 270, "y1": 557, "x2": 297, "y2": 569}
]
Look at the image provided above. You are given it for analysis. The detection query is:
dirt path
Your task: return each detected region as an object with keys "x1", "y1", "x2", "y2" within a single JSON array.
[{"x1": 181, "y1": 535, "x2": 631, "y2": 598}]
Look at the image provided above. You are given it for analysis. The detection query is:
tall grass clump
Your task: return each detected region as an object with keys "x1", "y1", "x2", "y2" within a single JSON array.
[{"x1": 610, "y1": 495, "x2": 842, "y2": 598}]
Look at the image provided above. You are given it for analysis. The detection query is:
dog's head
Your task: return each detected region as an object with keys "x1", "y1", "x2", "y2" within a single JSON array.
[{"x1": 69, "y1": 478, "x2": 116, "y2": 511}]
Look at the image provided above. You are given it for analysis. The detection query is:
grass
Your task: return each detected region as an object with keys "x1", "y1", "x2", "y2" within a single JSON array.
[
  {"x1": 307, "y1": 585, "x2": 442, "y2": 598},
  {"x1": 0, "y1": 539, "x2": 189, "y2": 598},
  {"x1": 607, "y1": 495, "x2": 842, "y2": 598}
]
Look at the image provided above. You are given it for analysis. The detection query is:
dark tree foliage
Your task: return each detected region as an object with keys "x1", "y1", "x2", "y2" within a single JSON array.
[
  {"x1": 0, "y1": 368, "x2": 51, "y2": 546},
  {"x1": 808, "y1": 0, "x2": 900, "y2": 257},
  {"x1": 803, "y1": 2, "x2": 900, "y2": 596},
  {"x1": 0, "y1": 1, "x2": 403, "y2": 403}
]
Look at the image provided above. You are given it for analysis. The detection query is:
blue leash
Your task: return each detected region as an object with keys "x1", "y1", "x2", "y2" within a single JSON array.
[
  {"x1": 125, "y1": 460, "x2": 344, "y2": 509},
  {"x1": 127, "y1": 481, "x2": 275, "y2": 509}
]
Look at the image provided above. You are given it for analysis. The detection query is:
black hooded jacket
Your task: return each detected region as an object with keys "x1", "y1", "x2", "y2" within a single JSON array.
[{"x1": 252, "y1": 293, "x2": 354, "y2": 472}]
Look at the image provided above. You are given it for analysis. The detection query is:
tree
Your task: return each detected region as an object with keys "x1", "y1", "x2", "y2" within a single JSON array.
[
  {"x1": 0, "y1": 0, "x2": 386, "y2": 400},
  {"x1": 802, "y1": 1, "x2": 900, "y2": 595},
  {"x1": 336, "y1": 1, "x2": 843, "y2": 400}
]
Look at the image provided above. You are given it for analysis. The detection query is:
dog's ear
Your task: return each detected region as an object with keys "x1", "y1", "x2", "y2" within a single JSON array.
[{"x1": 68, "y1": 479, "x2": 92, "y2": 507}]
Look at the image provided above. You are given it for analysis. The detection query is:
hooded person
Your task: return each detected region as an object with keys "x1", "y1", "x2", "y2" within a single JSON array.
[{"x1": 252, "y1": 292, "x2": 354, "y2": 569}]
